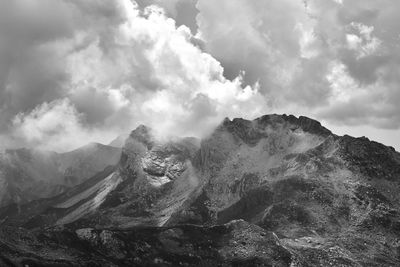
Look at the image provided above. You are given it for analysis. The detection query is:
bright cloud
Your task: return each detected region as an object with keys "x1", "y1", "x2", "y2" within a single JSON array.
[
  {"x1": 1, "y1": 0, "x2": 265, "y2": 151},
  {"x1": 1, "y1": 0, "x2": 400, "y2": 151}
]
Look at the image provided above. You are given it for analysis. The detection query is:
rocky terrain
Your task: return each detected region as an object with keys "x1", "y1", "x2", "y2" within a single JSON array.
[{"x1": 1, "y1": 114, "x2": 400, "y2": 266}]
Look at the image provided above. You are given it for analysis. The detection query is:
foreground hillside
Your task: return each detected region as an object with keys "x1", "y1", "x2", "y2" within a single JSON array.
[{"x1": 1, "y1": 114, "x2": 400, "y2": 266}]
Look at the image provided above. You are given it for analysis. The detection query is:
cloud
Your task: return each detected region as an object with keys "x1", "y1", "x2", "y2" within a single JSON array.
[
  {"x1": 13, "y1": 99, "x2": 90, "y2": 151},
  {"x1": 135, "y1": 0, "x2": 198, "y2": 33},
  {"x1": 308, "y1": 0, "x2": 400, "y2": 129},
  {"x1": 0, "y1": 0, "x2": 265, "y2": 151},
  {"x1": 195, "y1": 0, "x2": 336, "y2": 110},
  {"x1": 1, "y1": 0, "x2": 400, "y2": 151},
  {"x1": 195, "y1": 0, "x2": 400, "y2": 131}
]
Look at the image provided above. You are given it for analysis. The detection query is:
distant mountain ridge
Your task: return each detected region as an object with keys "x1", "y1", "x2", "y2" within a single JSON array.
[
  {"x1": 108, "y1": 133, "x2": 130, "y2": 148},
  {"x1": 1, "y1": 114, "x2": 400, "y2": 266},
  {"x1": 0, "y1": 142, "x2": 122, "y2": 207}
]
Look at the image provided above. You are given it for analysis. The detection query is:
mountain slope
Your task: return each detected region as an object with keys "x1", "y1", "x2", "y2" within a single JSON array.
[
  {"x1": 0, "y1": 220, "x2": 297, "y2": 266},
  {"x1": 0, "y1": 126, "x2": 200, "y2": 228},
  {"x1": 168, "y1": 114, "x2": 400, "y2": 265},
  {"x1": 1, "y1": 114, "x2": 400, "y2": 266},
  {"x1": 0, "y1": 143, "x2": 122, "y2": 207},
  {"x1": 49, "y1": 126, "x2": 200, "y2": 228},
  {"x1": 108, "y1": 133, "x2": 130, "y2": 148}
]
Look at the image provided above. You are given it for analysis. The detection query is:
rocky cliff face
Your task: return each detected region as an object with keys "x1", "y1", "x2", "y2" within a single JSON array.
[
  {"x1": 69, "y1": 125, "x2": 201, "y2": 228},
  {"x1": 1, "y1": 114, "x2": 400, "y2": 266},
  {"x1": 0, "y1": 126, "x2": 200, "y2": 229}
]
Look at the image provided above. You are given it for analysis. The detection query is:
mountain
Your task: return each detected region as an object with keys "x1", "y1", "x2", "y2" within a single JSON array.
[
  {"x1": 1, "y1": 114, "x2": 400, "y2": 266},
  {"x1": 0, "y1": 142, "x2": 122, "y2": 208},
  {"x1": 0, "y1": 126, "x2": 200, "y2": 228},
  {"x1": 58, "y1": 142, "x2": 122, "y2": 185},
  {"x1": 108, "y1": 133, "x2": 130, "y2": 148}
]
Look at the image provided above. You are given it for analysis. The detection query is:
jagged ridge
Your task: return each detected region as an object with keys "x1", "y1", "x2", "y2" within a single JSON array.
[{"x1": 1, "y1": 114, "x2": 400, "y2": 266}]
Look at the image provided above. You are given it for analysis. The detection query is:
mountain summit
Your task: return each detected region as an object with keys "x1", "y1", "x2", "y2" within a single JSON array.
[{"x1": 1, "y1": 114, "x2": 400, "y2": 266}]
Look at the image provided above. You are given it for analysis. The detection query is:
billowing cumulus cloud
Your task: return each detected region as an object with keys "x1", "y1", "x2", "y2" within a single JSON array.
[
  {"x1": 11, "y1": 98, "x2": 114, "y2": 151},
  {"x1": 135, "y1": 0, "x2": 198, "y2": 32},
  {"x1": 196, "y1": 0, "x2": 325, "y2": 105},
  {"x1": 0, "y1": 0, "x2": 400, "y2": 151},
  {"x1": 195, "y1": 0, "x2": 400, "y2": 148},
  {"x1": 0, "y1": 0, "x2": 265, "y2": 151},
  {"x1": 308, "y1": 0, "x2": 400, "y2": 129}
]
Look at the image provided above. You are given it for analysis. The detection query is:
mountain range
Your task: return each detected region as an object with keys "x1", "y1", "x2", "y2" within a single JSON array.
[
  {"x1": 1, "y1": 114, "x2": 400, "y2": 266},
  {"x1": 0, "y1": 142, "x2": 122, "y2": 208}
]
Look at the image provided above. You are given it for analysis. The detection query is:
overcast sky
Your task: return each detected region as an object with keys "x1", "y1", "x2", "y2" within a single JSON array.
[{"x1": 0, "y1": 0, "x2": 399, "y2": 151}]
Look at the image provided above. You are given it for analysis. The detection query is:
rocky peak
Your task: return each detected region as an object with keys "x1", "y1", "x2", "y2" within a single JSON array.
[
  {"x1": 214, "y1": 114, "x2": 332, "y2": 147},
  {"x1": 257, "y1": 114, "x2": 332, "y2": 137},
  {"x1": 129, "y1": 124, "x2": 155, "y2": 149},
  {"x1": 120, "y1": 124, "x2": 199, "y2": 188},
  {"x1": 217, "y1": 117, "x2": 266, "y2": 146}
]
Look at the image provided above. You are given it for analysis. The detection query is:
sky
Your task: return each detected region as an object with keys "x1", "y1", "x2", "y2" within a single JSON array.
[{"x1": 0, "y1": 0, "x2": 399, "y2": 152}]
